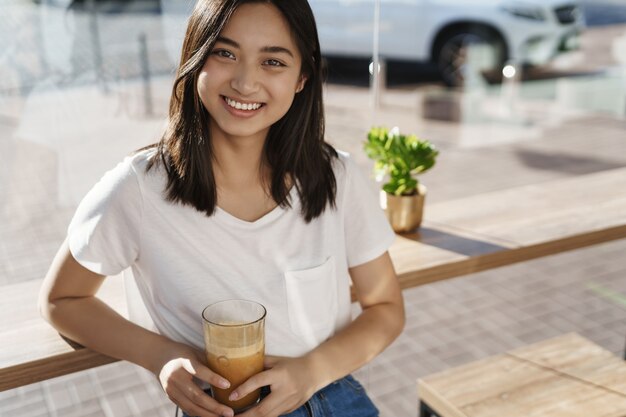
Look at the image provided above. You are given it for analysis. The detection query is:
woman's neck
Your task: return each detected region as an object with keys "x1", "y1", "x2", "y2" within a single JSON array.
[
  {"x1": 210, "y1": 129, "x2": 269, "y2": 190},
  {"x1": 210, "y1": 128, "x2": 282, "y2": 221}
]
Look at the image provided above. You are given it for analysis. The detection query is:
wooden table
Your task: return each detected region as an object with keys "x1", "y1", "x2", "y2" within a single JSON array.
[
  {"x1": 418, "y1": 333, "x2": 626, "y2": 417},
  {"x1": 392, "y1": 167, "x2": 626, "y2": 289},
  {"x1": 2, "y1": 167, "x2": 626, "y2": 391},
  {"x1": 0, "y1": 277, "x2": 126, "y2": 391}
]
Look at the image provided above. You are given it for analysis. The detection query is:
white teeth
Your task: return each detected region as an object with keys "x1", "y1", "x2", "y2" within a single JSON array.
[{"x1": 225, "y1": 97, "x2": 261, "y2": 111}]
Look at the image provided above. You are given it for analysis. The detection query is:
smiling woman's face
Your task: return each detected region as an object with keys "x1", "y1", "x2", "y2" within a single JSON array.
[{"x1": 197, "y1": 2, "x2": 306, "y2": 144}]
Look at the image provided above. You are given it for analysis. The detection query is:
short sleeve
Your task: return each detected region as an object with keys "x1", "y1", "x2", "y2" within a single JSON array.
[
  {"x1": 340, "y1": 154, "x2": 396, "y2": 267},
  {"x1": 67, "y1": 156, "x2": 143, "y2": 276}
]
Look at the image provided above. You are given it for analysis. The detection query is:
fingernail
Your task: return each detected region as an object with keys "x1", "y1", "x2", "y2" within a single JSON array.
[
  {"x1": 224, "y1": 410, "x2": 234, "y2": 417},
  {"x1": 228, "y1": 392, "x2": 238, "y2": 401},
  {"x1": 221, "y1": 380, "x2": 230, "y2": 389}
]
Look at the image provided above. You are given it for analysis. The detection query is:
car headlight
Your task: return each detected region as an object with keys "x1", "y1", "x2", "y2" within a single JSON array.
[{"x1": 501, "y1": 4, "x2": 546, "y2": 21}]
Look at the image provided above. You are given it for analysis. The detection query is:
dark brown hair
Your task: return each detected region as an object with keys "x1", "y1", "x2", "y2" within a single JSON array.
[{"x1": 147, "y1": 0, "x2": 337, "y2": 222}]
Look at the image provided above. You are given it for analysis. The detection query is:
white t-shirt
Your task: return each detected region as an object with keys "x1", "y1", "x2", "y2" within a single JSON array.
[{"x1": 68, "y1": 148, "x2": 395, "y2": 357}]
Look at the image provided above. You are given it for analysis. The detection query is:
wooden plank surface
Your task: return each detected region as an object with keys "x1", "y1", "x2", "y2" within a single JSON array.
[
  {"x1": 507, "y1": 333, "x2": 626, "y2": 397},
  {"x1": 0, "y1": 277, "x2": 126, "y2": 391},
  {"x1": 393, "y1": 167, "x2": 626, "y2": 288},
  {"x1": 393, "y1": 223, "x2": 626, "y2": 290},
  {"x1": 424, "y1": 168, "x2": 626, "y2": 246},
  {"x1": 423, "y1": 369, "x2": 626, "y2": 417},
  {"x1": 418, "y1": 334, "x2": 626, "y2": 417}
]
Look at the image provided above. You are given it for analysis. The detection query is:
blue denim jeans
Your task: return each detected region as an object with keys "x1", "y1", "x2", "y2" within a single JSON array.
[{"x1": 181, "y1": 375, "x2": 378, "y2": 417}]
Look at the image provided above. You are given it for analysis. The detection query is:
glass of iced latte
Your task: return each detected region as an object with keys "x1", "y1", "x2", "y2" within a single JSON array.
[{"x1": 202, "y1": 300, "x2": 266, "y2": 412}]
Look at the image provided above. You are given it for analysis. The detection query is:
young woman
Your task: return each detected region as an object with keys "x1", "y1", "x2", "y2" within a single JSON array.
[{"x1": 39, "y1": 1, "x2": 405, "y2": 416}]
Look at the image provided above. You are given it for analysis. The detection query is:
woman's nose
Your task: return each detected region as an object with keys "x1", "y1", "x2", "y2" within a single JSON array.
[{"x1": 230, "y1": 64, "x2": 259, "y2": 95}]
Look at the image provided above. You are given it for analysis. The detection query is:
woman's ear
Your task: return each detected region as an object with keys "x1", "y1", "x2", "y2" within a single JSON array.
[{"x1": 295, "y1": 75, "x2": 307, "y2": 93}]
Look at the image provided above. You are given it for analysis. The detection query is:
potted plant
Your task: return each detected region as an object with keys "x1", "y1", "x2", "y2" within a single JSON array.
[{"x1": 364, "y1": 126, "x2": 439, "y2": 232}]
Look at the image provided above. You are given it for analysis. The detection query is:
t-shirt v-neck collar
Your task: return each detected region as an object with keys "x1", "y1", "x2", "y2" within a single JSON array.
[{"x1": 214, "y1": 186, "x2": 297, "y2": 228}]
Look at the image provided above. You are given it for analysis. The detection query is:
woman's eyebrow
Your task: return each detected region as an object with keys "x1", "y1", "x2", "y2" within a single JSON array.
[
  {"x1": 261, "y1": 46, "x2": 294, "y2": 58},
  {"x1": 216, "y1": 36, "x2": 294, "y2": 58}
]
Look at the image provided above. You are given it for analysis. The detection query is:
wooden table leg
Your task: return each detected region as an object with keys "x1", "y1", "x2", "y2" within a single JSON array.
[{"x1": 419, "y1": 400, "x2": 439, "y2": 417}]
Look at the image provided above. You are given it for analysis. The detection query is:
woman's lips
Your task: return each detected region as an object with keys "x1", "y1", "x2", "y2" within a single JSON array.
[
  {"x1": 222, "y1": 96, "x2": 265, "y2": 116},
  {"x1": 224, "y1": 96, "x2": 262, "y2": 110}
]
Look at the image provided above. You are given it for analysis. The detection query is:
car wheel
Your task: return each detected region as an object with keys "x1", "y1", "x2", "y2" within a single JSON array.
[{"x1": 435, "y1": 29, "x2": 505, "y2": 87}]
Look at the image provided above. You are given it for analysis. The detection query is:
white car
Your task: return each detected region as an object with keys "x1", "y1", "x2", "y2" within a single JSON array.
[{"x1": 309, "y1": 0, "x2": 585, "y2": 86}]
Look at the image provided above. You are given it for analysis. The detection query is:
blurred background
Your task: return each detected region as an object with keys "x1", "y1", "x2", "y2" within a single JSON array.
[{"x1": 1, "y1": 0, "x2": 626, "y2": 416}]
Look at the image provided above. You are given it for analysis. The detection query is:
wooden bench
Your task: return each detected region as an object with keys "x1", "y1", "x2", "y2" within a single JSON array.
[
  {"x1": 418, "y1": 333, "x2": 626, "y2": 417},
  {"x1": 2, "y1": 167, "x2": 626, "y2": 391}
]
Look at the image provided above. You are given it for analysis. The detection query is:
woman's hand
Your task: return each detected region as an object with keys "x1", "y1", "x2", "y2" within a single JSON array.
[
  {"x1": 232, "y1": 355, "x2": 320, "y2": 417},
  {"x1": 157, "y1": 344, "x2": 235, "y2": 417}
]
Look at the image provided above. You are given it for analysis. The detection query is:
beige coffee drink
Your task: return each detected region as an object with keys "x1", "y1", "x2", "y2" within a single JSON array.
[{"x1": 202, "y1": 300, "x2": 266, "y2": 412}]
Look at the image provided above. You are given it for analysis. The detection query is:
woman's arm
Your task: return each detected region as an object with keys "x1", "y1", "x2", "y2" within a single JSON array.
[
  {"x1": 39, "y1": 239, "x2": 235, "y2": 417},
  {"x1": 233, "y1": 251, "x2": 405, "y2": 417},
  {"x1": 307, "y1": 251, "x2": 405, "y2": 384}
]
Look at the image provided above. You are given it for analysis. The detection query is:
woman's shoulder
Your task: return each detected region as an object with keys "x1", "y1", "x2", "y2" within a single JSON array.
[
  {"x1": 92, "y1": 147, "x2": 162, "y2": 198},
  {"x1": 117, "y1": 147, "x2": 165, "y2": 185},
  {"x1": 330, "y1": 148, "x2": 381, "y2": 204},
  {"x1": 126, "y1": 146, "x2": 169, "y2": 193},
  {"x1": 331, "y1": 149, "x2": 358, "y2": 182},
  {"x1": 126, "y1": 146, "x2": 159, "y2": 173}
]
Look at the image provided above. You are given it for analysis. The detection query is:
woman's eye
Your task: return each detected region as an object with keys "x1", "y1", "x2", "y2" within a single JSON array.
[
  {"x1": 265, "y1": 59, "x2": 285, "y2": 67},
  {"x1": 213, "y1": 49, "x2": 235, "y2": 59}
]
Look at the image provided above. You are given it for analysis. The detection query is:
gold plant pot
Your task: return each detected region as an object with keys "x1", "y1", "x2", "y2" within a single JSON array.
[{"x1": 380, "y1": 184, "x2": 426, "y2": 233}]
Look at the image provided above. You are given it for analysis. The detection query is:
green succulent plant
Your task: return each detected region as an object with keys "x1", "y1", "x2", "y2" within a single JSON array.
[{"x1": 364, "y1": 126, "x2": 439, "y2": 196}]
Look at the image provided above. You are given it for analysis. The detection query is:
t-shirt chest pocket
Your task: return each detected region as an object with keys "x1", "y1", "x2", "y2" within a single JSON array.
[{"x1": 284, "y1": 257, "x2": 338, "y2": 350}]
